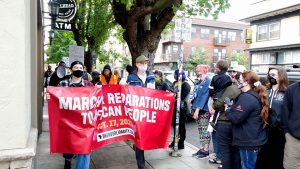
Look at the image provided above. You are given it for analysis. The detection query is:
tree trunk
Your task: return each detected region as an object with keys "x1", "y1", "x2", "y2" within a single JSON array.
[
  {"x1": 113, "y1": 1, "x2": 176, "y2": 70},
  {"x1": 129, "y1": 36, "x2": 160, "y2": 71}
]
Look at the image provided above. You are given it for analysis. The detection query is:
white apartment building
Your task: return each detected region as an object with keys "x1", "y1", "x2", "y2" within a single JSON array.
[{"x1": 241, "y1": 0, "x2": 300, "y2": 72}]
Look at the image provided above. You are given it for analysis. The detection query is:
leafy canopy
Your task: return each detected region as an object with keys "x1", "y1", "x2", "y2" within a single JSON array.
[
  {"x1": 45, "y1": 31, "x2": 76, "y2": 64},
  {"x1": 184, "y1": 49, "x2": 208, "y2": 71}
]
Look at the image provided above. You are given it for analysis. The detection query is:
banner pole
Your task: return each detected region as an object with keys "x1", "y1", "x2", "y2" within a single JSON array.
[{"x1": 170, "y1": 13, "x2": 185, "y2": 157}]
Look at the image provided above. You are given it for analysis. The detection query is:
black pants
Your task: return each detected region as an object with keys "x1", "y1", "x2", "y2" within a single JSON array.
[
  {"x1": 256, "y1": 127, "x2": 285, "y2": 169},
  {"x1": 172, "y1": 112, "x2": 187, "y2": 144},
  {"x1": 135, "y1": 147, "x2": 145, "y2": 169},
  {"x1": 216, "y1": 123, "x2": 241, "y2": 169}
]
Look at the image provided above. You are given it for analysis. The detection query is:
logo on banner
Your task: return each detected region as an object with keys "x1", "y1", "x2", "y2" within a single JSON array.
[{"x1": 96, "y1": 128, "x2": 135, "y2": 142}]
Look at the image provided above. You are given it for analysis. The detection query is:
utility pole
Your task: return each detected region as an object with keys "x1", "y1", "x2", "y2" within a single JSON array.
[{"x1": 170, "y1": 13, "x2": 185, "y2": 157}]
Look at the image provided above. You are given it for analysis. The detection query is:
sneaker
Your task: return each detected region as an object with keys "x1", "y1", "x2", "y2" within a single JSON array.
[
  {"x1": 218, "y1": 165, "x2": 223, "y2": 169},
  {"x1": 196, "y1": 151, "x2": 209, "y2": 159},
  {"x1": 192, "y1": 150, "x2": 203, "y2": 157}
]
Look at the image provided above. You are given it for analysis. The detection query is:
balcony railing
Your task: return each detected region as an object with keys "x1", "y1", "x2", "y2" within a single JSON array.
[{"x1": 214, "y1": 37, "x2": 230, "y2": 46}]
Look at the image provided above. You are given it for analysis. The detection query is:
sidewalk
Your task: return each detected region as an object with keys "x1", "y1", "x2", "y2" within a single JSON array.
[{"x1": 36, "y1": 101, "x2": 218, "y2": 169}]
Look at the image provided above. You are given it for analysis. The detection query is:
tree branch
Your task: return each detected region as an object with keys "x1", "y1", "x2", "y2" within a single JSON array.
[
  {"x1": 130, "y1": 0, "x2": 176, "y2": 21},
  {"x1": 112, "y1": 0, "x2": 128, "y2": 29}
]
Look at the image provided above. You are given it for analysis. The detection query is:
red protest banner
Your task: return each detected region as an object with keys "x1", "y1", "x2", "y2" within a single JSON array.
[{"x1": 47, "y1": 85, "x2": 175, "y2": 154}]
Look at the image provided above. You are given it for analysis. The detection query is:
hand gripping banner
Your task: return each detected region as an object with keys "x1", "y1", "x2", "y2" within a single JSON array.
[{"x1": 47, "y1": 85, "x2": 175, "y2": 154}]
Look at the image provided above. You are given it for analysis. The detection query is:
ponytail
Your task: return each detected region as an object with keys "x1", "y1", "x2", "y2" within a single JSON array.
[{"x1": 254, "y1": 85, "x2": 269, "y2": 128}]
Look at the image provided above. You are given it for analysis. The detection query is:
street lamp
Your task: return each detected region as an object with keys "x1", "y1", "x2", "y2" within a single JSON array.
[{"x1": 48, "y1": 0, "x2": 60, "y2": 45}]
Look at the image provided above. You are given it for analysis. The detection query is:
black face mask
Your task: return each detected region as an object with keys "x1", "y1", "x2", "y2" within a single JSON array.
[
  {"x1": 94, "y1": 77, "x2": 100, "y2": 82},
  {"x1": 73, "y1": 70, "x2": 84, "y2": 78},
  {"x1": 268, "y1": 75, "x2": 278, "y2": 85}
]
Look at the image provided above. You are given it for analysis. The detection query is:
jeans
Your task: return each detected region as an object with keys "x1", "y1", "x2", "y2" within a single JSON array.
[
  {"x1": 135, "y1": 147, "x2": 145, "y2": 169},
  {"x1": 76, "y1": 154, "x2": 91, "y2": 169},
  {"x1": 63, "y1": 153, "x2": 91, "y2": 169},
  {"x1": 240, "y1": 149, "x2": 258, "y2": 169},
  {"x1": 212, "y1": 131, "x2": 221, "y2": 160},
  {"x1": 216, "y1": 123, "x2": 241, "y2": 169}
]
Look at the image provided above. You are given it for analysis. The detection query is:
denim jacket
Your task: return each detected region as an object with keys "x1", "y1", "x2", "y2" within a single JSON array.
[{"x1": 191, "y1": 75, "x2": 211, "y2": 112}]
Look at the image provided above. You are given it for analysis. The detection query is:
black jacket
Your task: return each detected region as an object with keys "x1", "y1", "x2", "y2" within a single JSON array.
[
  {"x1": 226, "y1": 90, "x2": 267, "y2": 148},
  {"x1": 268, "y1": 89, "x2": 285, "y2": 128},
  {"x1": 283, "y1": 81, "x2": 300, "y2": 139}
]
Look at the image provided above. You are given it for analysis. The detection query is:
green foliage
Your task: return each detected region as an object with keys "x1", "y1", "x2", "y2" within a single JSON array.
[
  {"x1": 98, "y1": 48, "x2": 130, "y2": 67},
  {"x1": 230, "y1": 52, "x2": 249, "y2": 70},
  {"x1": 184, "y1": 49, "x2": 208, "y2": 71},
  {"x1": 113, "y1": 25, "x2": 126, "y2": 43},
  {"x1": 182, "y1": 0, "x2": 230, "y2": 19},
  {"x1": 162, "y1": 21, "x2": 175, "y2": 35},
  {"x1": 45, "y1": 31, "x2": 76, "y2": 64},
  {"x1": 74, "y1": 0, "x2": 114, "y2": 57}
]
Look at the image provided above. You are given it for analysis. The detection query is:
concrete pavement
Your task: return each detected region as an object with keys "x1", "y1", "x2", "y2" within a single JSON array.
[{"x1": 36, "y1": 101, "x2": 218, "y2": 169}]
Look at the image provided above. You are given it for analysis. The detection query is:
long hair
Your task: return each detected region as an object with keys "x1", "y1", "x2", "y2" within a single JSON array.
[
  {"x1": 266, "y1": 66, "x2": 288, "y2": 92},
  {"x1": 242, "y1": 71, "x2": 269, "y2": 128}
]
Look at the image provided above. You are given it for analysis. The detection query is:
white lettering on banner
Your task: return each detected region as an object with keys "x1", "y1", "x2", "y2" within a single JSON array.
[
  {"x1": 58, "y1": 96, "x2": 104, "y2": 110},
  {"x1": 96, "y1": 128, "x2": 135, "y2": 142},
  {"x1": 59, "y1": 97, "x2": 73, "y2": 110},
  {"x1": 125, "y1": 107, "x2": 156, "y2": 123},
  {"x1": 97, "y1": 106, "x2": 122, "y2": 120},
  {"x1": 120, "y1": 94, "x2": 171, "y2": 111}
]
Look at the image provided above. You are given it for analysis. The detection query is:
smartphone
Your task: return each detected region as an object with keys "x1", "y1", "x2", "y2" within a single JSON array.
[{"x1": 224, "y1": 97, "x2": 231, "y2": 106}]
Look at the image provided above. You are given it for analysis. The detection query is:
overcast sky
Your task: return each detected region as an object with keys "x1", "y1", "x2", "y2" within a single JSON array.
[{"x1": 216, "y1": 0, "x2": 300, "y2": 23}]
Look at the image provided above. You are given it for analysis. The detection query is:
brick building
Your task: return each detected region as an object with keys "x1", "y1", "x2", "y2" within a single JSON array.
[{"x1": 154, "y1": 18, "x2": 249, "y2": 71}]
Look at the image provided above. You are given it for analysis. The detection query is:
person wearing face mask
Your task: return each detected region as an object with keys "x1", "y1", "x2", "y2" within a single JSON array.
[
  {"x1": 256, "y1": 66, "x2": 288, "y2": 169},
  {"x1": 126, "y1": 55, "x2": 155, "y2": 169},
  {"x1": 99, "y1": 64, "x2": 118, "y2": 85},
  {"x1": 225, "y1": 71, "x2": 269, "y2": 169},
  {"x1": 154, "y1": 70, "x2": 169, "y2": 91},
  {"x1": 58, "y1": 61, "x2": 93, "y2": 169},
  {"x1": 169, "y1": 69, "x2": 191, "y2": 150}
]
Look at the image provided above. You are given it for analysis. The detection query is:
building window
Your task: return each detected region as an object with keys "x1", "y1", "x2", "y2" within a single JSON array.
[
  {"x1": 269, "y1": 22, "x2": 280, "y2": 40},
  {"x1": 213, "y1": 48, "x2": 226, "y2": 62},
  {"x1": 257, "y1": 25, "x2": 268, "y2": 41},
  {"x1": 214, "y1": 30, "x2": 219, "y2": 37},
  {"x1": 201, "y1": 28, "x2": 210, "y2": 39},
  {"x1": 222, "y1": 49, "x2": 227, "y2": 58},
  {"x1": 228, "y1": 32, "x2": 236, "y2": 41},
  {"x1": 173, "y1": 45, "x2": 178, "y2": 52},
  {"x1": 191, "y1": 26, "x2": 197, "y2": 37},
  {"x1": 257, "y1": 22, "x2": 280, "y2": 41}
]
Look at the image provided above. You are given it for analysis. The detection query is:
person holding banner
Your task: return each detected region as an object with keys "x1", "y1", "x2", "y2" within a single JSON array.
[
  {"x1": 58, "y1": 60, "x2": 93, "y2": 169},
  {"x1": 126, "y1": 55, "x2": 155, "y2": 169}
]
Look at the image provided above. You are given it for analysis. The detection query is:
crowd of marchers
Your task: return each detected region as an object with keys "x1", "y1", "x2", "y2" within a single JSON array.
[{"x1": 44, "y1": 57, "x2": 300, "y2": 169}]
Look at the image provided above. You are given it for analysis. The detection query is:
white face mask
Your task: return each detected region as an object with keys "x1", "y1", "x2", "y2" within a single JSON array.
[{"x1": 137, "y1": 65, "x2": 147, "y2": 72}]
